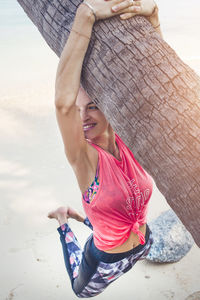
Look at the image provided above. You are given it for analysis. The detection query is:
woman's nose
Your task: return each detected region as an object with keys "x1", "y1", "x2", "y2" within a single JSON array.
[{"x1": 80, "y1": 109, "x2": 89, "y2": 121}]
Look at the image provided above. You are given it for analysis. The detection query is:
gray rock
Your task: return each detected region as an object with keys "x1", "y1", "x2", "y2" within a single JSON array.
[
  {"x1": 146, "y1": 209, "x2": 194, "y2": 263},
  {"x1": 185, "y1": 291, "x2": 200, "y2": 300}
]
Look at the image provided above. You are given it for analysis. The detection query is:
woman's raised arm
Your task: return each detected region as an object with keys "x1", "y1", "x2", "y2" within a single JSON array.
[
  {"x1": 54, "y1": 4, "x2": 94, "y2": 166},
  {"x1": 55, "y1": 0, "x2": 140, "y2": 166}
]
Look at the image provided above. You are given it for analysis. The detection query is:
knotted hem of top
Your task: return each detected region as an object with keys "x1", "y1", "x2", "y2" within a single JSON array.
[{"x1": 131, "y1": 222, "x2": 146, "y2": 245}]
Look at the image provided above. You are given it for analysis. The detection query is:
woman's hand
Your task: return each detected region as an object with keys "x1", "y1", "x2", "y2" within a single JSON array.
[
  {"x1": 81, "y1": 0, "x2": 160, "y2": 32},
  {"x1": 111, "y1": 0, "x2": 157, "y2": 21},
  {"x1": 81, "y1": 0, "x2": 141, "y2": 21},
  {"x1": 113, "y1": 0, "x2": 161, "y2": 33}
]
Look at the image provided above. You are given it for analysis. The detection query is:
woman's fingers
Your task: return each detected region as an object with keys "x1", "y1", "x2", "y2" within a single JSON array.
[
  {"x1": 117, "y1": 0, "x2": 157, "y2": 19},
  {"x1": 112, "y1": 0, "x2": 141, "y2": 13},
  {"x1": 120, "y1": 12, "x2": 136, "y2": 19},
  {"x1": 118, "y1": 5, "x2": 141, "y2": 15}
]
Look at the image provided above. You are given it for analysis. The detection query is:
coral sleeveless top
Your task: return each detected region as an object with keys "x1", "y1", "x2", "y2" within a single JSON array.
[{"x1": 82, "y1": 133, "x2": 153, "y2": 251}]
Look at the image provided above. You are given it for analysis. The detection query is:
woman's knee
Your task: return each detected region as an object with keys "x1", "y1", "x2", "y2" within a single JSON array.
[
  {"x1": 72, "y1": 277, "x2": 103, "y2": 298},
  {"x1": 73, "y1": 287, "x2": 102, "y2": 298}
]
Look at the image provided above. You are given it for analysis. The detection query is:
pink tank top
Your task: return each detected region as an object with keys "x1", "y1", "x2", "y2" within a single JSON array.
[{"x1": 82, "y1": 133, "x2": 153, "y2": 251}]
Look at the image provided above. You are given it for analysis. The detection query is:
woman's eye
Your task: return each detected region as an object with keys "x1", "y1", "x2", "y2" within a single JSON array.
[{"x1": 88, "y1": 106, "x2": 98, "y2": 110}]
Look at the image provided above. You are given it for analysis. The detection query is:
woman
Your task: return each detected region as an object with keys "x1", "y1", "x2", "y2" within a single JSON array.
[{"x1": 48, "y1": 0, "x2": 161, "y2": 297}]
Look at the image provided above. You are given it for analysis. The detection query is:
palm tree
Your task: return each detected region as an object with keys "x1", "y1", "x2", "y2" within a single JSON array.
[{"x1": 17, "y1": 0, "x2": 200, "y2": 247}]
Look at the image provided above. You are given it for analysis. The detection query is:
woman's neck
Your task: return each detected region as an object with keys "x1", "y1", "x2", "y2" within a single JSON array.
[{"x1": 90, "y1": 129, "x2": 120, "y2": 160}]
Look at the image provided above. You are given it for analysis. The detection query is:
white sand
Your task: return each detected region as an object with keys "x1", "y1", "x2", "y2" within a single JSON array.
[{"x1": 0, "y1": 0, "x2": 200, "y2": 299}]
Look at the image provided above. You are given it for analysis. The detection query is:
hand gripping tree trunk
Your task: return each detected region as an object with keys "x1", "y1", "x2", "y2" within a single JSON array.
[{"x1": 17, "y1": 0, "x2": 200, "y2": 247}]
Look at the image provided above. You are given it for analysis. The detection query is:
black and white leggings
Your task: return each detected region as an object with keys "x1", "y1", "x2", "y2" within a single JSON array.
[{"x1": 57, "y1": 218, "x2": 153, "y2": 298}]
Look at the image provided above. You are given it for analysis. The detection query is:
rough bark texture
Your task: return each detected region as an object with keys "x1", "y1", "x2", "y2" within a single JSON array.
[{"x1": 17, "y1": 0, "x2": 200, "y2": 246}]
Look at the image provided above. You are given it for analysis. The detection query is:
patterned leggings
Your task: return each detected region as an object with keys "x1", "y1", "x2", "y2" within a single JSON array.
[{"x1": 57, "y1": 218, "x2": 153, "y2": 298}]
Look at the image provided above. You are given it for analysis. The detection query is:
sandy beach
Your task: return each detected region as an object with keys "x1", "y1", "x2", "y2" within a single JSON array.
[{"x1": 0, "y1": 0, "x2": 200, "y2": 299}]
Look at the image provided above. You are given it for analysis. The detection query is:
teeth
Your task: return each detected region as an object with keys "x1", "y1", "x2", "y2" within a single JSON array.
[{"x1": 83, "y1": 124, "x2": 95, "y2": 129}]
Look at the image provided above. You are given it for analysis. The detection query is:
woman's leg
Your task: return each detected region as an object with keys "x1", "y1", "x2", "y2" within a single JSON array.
[
  {"x1": 48, "y1": 207, "x2": 98, "y2": 297},
  {"x1": 48, "y1": 208, "x2": 153, "y2": 298},
  {"x1": 77, "y1": 225, "x2": 153, "y2": 298},
  {"x1": 58, "y1": 223, "x2": 83, "y2": 282},
  {"x1": 48, "y1": 207, "x2": 82, "y2": 283},
  {"x1": 57, "y1": 223, "x2": 100, "y2": 296}
]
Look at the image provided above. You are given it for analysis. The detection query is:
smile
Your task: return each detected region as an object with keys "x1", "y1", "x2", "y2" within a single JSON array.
[{"x1": 83, "y1": 123, "x2": 96, "y2": 131}]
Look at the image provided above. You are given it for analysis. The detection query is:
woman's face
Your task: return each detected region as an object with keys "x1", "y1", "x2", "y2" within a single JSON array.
[{"x1": 76, "y1": 87, "x2": 110, "y2": 140}]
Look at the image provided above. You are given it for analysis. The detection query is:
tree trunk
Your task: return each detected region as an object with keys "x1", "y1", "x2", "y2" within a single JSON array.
[{"x1": 17, "y1": 0, "x2": 200, "y2": 247}]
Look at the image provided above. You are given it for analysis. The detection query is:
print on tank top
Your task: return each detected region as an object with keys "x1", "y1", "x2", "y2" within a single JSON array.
[{"x1": 126, "y1": 178, "x2": 150, "y2": 218}]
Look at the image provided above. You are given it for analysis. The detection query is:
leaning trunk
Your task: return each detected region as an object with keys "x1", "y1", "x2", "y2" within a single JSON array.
[{"x1": 17, "y1": 0, "x2": 200, "y2": 247}]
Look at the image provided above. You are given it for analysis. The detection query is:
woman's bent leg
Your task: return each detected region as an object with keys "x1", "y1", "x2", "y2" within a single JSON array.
[
  {"x1": 77, "y1": 225, "x2": 153, "y2": 297},
  {"x1": 57, "y1": 223, "x2": 83, "y2": 283},
  {"x1": 57, "y1": 224, "x2": 153, "y2": 298},
  {"x1": 57, "y1": 223, "x2": 100, "y2": 297}
]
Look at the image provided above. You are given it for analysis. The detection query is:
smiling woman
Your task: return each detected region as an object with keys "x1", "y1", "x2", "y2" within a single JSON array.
[{"x1": 46, "y1": 0, "x2": 160, "y2": 297}]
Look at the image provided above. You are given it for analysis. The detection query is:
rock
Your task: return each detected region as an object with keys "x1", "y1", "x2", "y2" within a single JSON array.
[
  {"x1": 146, "y1": 210, "x2": 194, "y2": 263},
  {"x1": 185, "y1": 291, "x2": 200, "y2": 300}
]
